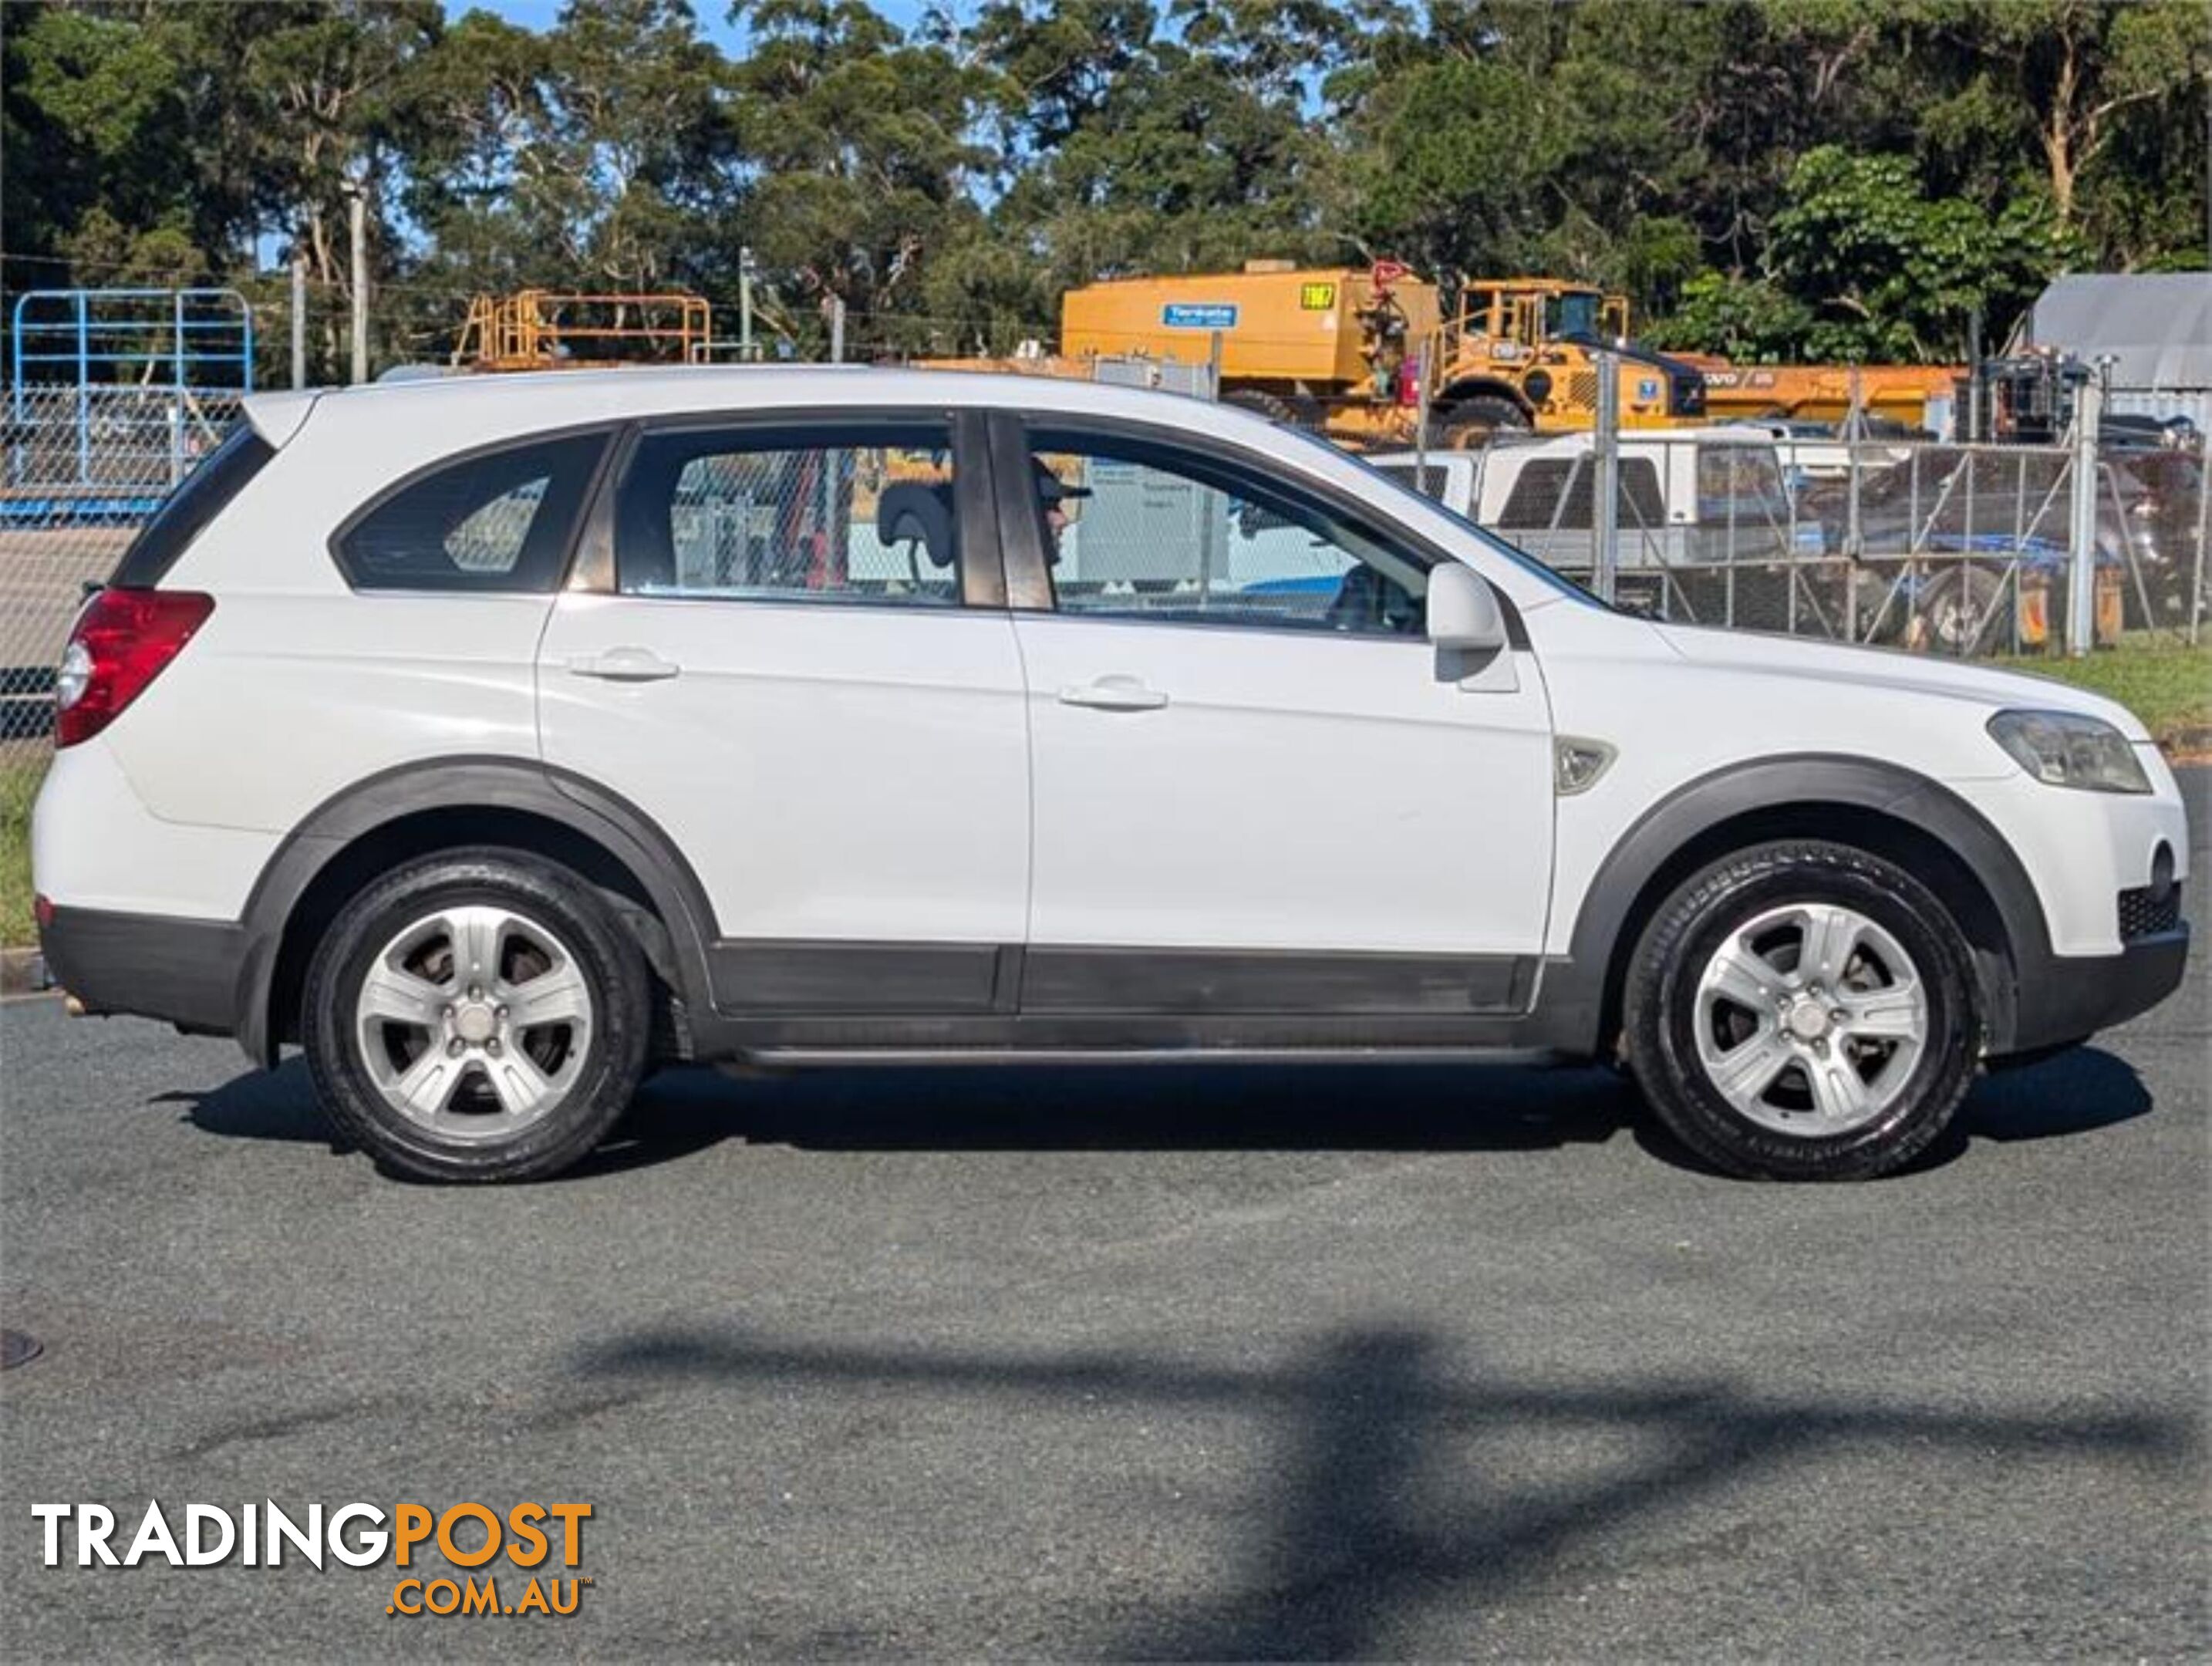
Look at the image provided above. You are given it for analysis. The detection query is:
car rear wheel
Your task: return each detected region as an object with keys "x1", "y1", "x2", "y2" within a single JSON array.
[
  {"x1": 302, "y1": 848, "x2": 650, "y2": 1182},
  {"x1": 1623, "y1": 841, "x2": 1981, "y2": 1180}
]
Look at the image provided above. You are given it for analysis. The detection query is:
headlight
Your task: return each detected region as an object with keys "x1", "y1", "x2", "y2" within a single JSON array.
[{"x1": 1987, "y1": 710, "x2": 2151, "y2": 794}]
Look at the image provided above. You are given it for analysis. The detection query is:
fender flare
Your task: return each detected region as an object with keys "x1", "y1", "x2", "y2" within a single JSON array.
[
  {"x1": 1536, "y1": 754, "x2": 2051, "y2": 1057},
  {"x1": 232, "y1": 757, "x2": 720, "y2": 1065}
]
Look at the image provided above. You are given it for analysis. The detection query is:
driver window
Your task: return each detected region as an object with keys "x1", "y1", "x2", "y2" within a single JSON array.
[{"x1": 1023, "y1": 430, "x2": 1428, "y2": 637}]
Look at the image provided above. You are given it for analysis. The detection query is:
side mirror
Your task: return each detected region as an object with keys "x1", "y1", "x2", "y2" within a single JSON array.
[{"x1": 1427, "y1": 562, "x2": 1507, "y2": 653}]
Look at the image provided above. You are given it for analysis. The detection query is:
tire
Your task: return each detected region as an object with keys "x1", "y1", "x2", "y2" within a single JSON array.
[
  {"x1": 1223, "y1": 388, "x2": 1300, "y2": 427},
  {"x1": 1621, "y1": 841, "x2": 1980, "y2": 1181},
  {"x1": 1437, "y1": 396, "x2": 1530, "y2": 450},
  {"x1": 302, "y1": 847, "x2": 652, "y2": 1182},
  {"x1": 1914, "y1": 565, "x2": 2004, "y2": 653},
  {"x1": 1223, "y1": 388, "x2": 1330, "y2": 434}
]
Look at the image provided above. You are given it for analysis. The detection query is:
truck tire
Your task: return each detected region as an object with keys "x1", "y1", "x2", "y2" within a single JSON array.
[
  {"x1": 1222, "y1": 389, "x2": 1325, "y2": 433},
  {"x1": 1437, "y1": 396, "x2": 1529, "y2": 449},
  {"x1": 1622, "y1": 840, "x2": 1981, "y2": 1181},
  {"x1": 302, "y1": 847, "x2": 652, "y2": 1183},
  {"x1": 1914, "y1": 565, "x2": 2005, "y2": 653}
]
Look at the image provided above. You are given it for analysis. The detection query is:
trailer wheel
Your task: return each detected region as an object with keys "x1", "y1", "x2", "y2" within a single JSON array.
[{"x1": 1437, "y1": 396, "x2": 1529, "y2": 449}]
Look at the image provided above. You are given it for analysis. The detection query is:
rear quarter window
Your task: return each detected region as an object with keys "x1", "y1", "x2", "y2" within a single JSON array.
[
  {"x1": 110, "y1": 423, "x2": 275, "y2": 588},
  {"x1": 332, "y1": 430, "x2": 610, "y2": 592}
]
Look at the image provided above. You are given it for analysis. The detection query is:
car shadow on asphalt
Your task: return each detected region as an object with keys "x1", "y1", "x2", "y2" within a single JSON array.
[
  {"x1": 551, "y1": 1319, "x2": 2192, "y2": 1658},
  {"x1": 164, "y1": 1043, "x2": 2155, "y2": 1182}
]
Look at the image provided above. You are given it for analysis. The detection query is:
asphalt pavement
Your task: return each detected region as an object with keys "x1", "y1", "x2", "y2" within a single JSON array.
[{"x1": 2, "y1": 773, "x2": 2205, "y2": 1660}]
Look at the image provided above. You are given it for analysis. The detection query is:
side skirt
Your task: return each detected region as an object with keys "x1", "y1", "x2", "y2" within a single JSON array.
[
  {"x1": 734, "y1": 1045, "x2": 1572, "y2": 1069},
  {"x1": 686, "y1": 942, "x2": 1573, "y2": 1063}
]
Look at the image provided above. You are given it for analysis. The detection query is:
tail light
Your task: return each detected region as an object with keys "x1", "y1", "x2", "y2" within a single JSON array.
[{"x1": 55, "y1": 588, "x2": 214, "y2": 748}]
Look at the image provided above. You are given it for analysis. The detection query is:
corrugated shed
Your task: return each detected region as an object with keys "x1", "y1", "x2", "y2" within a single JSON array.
[{"x1": 2017, "y1": 273, "x2": 2211, "y2": 391}]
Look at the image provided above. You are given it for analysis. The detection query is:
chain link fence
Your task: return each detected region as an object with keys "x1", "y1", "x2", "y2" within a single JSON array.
[
  {"x1": 2, "y1": 385, "x2": 245, "y2": 739},
  {"x1": 1389, "y1": 393, "x2": 2206, "y2": 658},
  {"x1": 2, "y1": 363, "x2": 2202, "y2": 745}
]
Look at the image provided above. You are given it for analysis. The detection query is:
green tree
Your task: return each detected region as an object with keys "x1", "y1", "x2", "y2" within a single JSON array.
[
  {"x1": 1770, "y1": 147, "x2": 2077, "y2": 359},
  {"x1": 3, "y1": 0, "x2": 2201, "y2": 379},
  {"x1": 1642, "y1": 270, "x2": 1812, "y2": 359},
  {"x1": 969, "y1": 0, "x2": 1349, "y2": 310},
  {"x1": 1904, "y1": 0, "x2": 2210, "y2": 229},
  {"x1": 1650, "y1": 146, "x2": 2079, "y2": 362},
  {"x1": 714, "y1": 1, "x2": 998, "y2": 351},
  {"x1": 2, "y1": 2, "x2": 218, "y2": 283}
]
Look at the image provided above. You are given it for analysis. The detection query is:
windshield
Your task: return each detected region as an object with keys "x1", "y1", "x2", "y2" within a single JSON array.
[
  {"x1": 1546, "y1": 292, "x2": 1602, "y2": 339},
  {"x1": 1278, "y1": 427, "x2": 1609, "y2": 609}
]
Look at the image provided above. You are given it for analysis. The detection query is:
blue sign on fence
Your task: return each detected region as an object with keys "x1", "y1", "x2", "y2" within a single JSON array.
[{"x1": 1162, "y1": 303, "x2": 1239, "y2": 329}]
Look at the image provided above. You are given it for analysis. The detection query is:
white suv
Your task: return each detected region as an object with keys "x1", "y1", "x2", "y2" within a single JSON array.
[{"x1": 31, "y1": 369, "x2": 2190, "y2": 1183}]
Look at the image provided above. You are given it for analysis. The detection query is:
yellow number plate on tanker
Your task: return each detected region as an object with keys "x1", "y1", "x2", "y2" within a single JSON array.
[{"x1": 1299, "y1": 283, "x2": 1337, "y2": 310}]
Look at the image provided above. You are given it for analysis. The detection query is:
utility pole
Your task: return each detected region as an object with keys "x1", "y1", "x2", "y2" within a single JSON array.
[
  {"x1": 290, "y1": 255, "x2": 307, "y2": 390},
  {"x1": 344, "y1": 179, "x2": 369, "y2": 384}
]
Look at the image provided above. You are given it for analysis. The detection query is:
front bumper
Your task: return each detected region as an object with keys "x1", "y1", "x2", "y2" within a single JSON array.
[
  {"x1": 2003, "y1": 923, "x2": 2190, "y2": 1058},
  {"x1": 38, "y1": 904, "x2": 248, "y2": 1039}
]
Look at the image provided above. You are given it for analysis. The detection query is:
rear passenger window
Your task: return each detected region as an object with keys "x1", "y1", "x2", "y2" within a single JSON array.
[
  {"x1": 615, "y1": 422, "x2": 959, "y2": 605},
  {"x1": 334, "y1": 431, "x2": 608, "y2": 592}
]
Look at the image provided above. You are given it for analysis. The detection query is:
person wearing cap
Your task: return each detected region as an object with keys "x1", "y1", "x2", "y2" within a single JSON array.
[{"x1": 1034, "y1": 460, "x2": 1091, "y2": 558}]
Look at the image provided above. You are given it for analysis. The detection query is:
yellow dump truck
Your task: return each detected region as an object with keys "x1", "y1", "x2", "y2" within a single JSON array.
[
  {"x1": 1060, "y1": 265, "x2": 1436, "y2": 421},
  {"x1": 1431, "y1": 278, "x2": 1708, "y2": 442},
  {"x1": 1677, "y1": 356, "x2": 1964, "y2": 430},
  {"x1": 1054, "y1": 263, "x2": 1707, "y2": 447}
]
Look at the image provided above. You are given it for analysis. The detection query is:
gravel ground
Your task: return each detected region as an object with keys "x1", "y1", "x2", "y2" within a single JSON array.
[{"x1": 2, "y1": 771, "x2": 2204, "y2": 1661}]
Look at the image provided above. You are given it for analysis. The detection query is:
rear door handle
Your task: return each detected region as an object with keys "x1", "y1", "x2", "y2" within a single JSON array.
[
  {"x1": 1057, "y1": 676, "x2": 1169, "y2": 712},
  {"x1": 566, "y1": 648, "x2": 681, "y2": 683}
]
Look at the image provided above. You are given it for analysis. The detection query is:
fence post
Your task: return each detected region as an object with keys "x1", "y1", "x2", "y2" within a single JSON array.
[
  {"x1": 739, "y1": 246, "x2": 757, "y2": 362},
  {"x1": 1593, "y1": 348, "x2": 1620, "y2": 604},
  {"x1": 828, "y1": 295, "x2": 845, "y2": 364},
  {"x1": 1843, "y1": 369, "x2": 1864, "y2": 639},
  {"x1": 2193, "y1": 423, "x2": 2209, "y2": 648},
  {"x1": 2066, "y1": 373, "x2": 2103, "y2": 657},
  {"x1": 1413, "y1": 346, "x2": 1431, "y2": 494},
  {"x1": 76, "y1": 294, "x2": 92, "y2": 487}
]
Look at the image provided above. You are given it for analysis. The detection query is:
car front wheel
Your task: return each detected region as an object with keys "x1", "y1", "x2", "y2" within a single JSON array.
[
  {"x1": 1623, "y1": 841, "x2": 1981, "y2": 1180},
  {"x1": 302, "y1": 848, "x2": 650, "y2": 1182}
]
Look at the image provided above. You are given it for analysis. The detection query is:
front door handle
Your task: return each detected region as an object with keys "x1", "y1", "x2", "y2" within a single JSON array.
[
  {"x1": 567, "y1": 648, "x2": 681, "y2": 683},
  {"x1": 1057, "y1": 676, "x2": 1169, "y2": 712}
]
